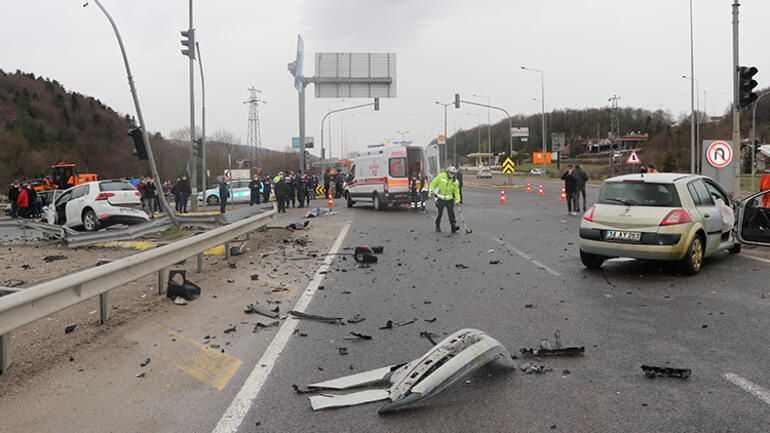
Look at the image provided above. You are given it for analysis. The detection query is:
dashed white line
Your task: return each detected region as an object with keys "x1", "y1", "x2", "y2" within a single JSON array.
[
  {"x1": 493, "y1": 236, "x2": 562, "y2": 277},
  {"x1": 211, "y1": 222, "x2": 351, "y2": 433},
  {"x1": 724, "y1": 372, "x2": 770, "y2": 406}
]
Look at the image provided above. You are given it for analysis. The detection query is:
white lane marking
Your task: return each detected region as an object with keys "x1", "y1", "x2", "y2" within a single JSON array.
[
  {"x1": 494, "y1": 236, "x2": 562, "y2": 277},
  {"x1": 211, "y1": 222, "x2": 351, "y2": 433},
  {"x1": 724, "y1": 372, "x2": 770, "y2": 406},
  {"x1": 741, "y1": 254, "x2": 770, "y2": 265}
]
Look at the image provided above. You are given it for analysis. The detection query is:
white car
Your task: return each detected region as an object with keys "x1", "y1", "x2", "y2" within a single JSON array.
[
  {"x1": 476, "y1": 166, "x2": 492, "y2": 179},
  {"x1": 46, "y1": 180, "x2": 149, "y2": 231},
  {"x1": 529, "y1": 168, "x2": 545, "y2": 176}
]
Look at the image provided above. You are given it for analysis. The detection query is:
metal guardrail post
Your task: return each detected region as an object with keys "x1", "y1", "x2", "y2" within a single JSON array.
[
  {"x1": 225, "y1": 241, "x2": 232, "y2": 259},
  {"x1": 0, "y1": 333, "x2": 10, "y2": 374},
  {"x1": 157, "y1": 268, "x2": 169, "y2": 296},
  {"x1": 196, "y1": 253, "x2": 203, "y2": 273},
  {"x1": 99, "y1": 292, "x2": 109, "y2": 324}
]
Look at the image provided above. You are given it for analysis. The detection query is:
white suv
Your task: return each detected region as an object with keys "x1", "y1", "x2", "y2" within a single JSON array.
[{"x1": 46, "y1": 180, "x2": 149, "y2": 231}]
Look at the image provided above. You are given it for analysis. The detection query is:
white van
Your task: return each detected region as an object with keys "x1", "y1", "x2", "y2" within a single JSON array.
[{"x1": 344, "y1": 144, "x2": 440, "y2": 210}]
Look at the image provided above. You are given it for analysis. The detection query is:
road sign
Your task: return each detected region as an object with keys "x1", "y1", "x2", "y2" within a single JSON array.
[
  {"x1": 533, "y1": 152, "x2": 551, "y2": 164},
  {"x1": 626, "y1": 150, "x2": 641, "y2": 165},
  {"x1": 501, "y1": 157, "x2": 515, "y2": 174},
  {"x1": 438, "y1": 134, "x2": 446, "y2": 145},
  {"x1": 292, "y1": 136, "x2": 314, "y2": 149},
  {"x1": 313, "y1": 53, "x2": 397, "y2": 98},
  {"x1": 293, "y1": 35, "x2": 304, "y2": 91},
  {"x1": 551, "y1": 132, "x2": 565, "y2": 152},
  {"x1": 316, "y1": 185, "x2": 326, "y2": 195},
  {"x1": 511, "y1": 127, "x2": 529, "y2": 138},
  {"x1": 705, "y1": 140, "x2": 733, "y2": 168}
]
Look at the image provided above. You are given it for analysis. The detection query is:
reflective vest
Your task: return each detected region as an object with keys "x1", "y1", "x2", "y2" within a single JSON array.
[{"x1": 429, "y1": 172, "x2": 460, "y2": 202}]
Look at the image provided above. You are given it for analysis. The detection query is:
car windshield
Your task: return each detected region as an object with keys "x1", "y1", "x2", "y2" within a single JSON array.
[
  {"x1": 598, "y1": 181, "x2": 680, "y2": 207},
  {"x1": 99, "y1": 181, "x2": 136, "y2": 192}
]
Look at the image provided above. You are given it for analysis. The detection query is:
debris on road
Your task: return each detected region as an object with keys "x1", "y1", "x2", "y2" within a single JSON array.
[
  {"x1": 423, "y1": 317, "x2": 437, "y2": 323},
  {"x1": 287, "y1": 221, "x2": 310, "y2": 231},
  {"x1": 489, "y1": 259, "x2": 501, "y2": 265},
  {"x1": 289, "y1": 310, "x2": 343, "y2": 324},
  {"x1": 395, "y1": 319, "x2": 416, "y2": 327},
  {"x1": 455, "y1": 264, "x2": 469, "y2": 269},
  {"x1": 348, "y1": 314, "x2": 365, "y2": 324},
  {"x1": 520, "y1": 346, "x2": 585, "y2": 357},
  {"x1": 419, "y1": 331, "x2": 439, "y2": 345},
  {"x1": 136, "y1": 372, "x2": 145, "y2": 378},
  {"x1": 140, "y1": 358, "x2": 151, "y2": 367},
  {"x1": 641, "y1": 365, "x2": 691, "y2": 379},
  {"x1": 293, "y1": 329, "x2": 308, "y2": 337},
  {"x1": 354, "y1": 246, "x2": 378, "y2": 264},
  {"x1": 224, "y1": 326, "x2": 237, "y2": 334},
  {"x1": 166, "y1": 270, "x2": 201, "y2": 301},
  {"x1": 3, "y1": 279, "x2": 25, "y2": 288},
  {"x1": 520, "y1": 362, "x2": 552, "y2": 374},
  {"x1": 304, "y1": 329, "x2": 515, "y2": 412},
  {"x1": 338, "y1": 347, "x2": 349, "y2": 355},
  {"x1": 379, "y1": 320, "x2": 394, "y2": 330},
  {"x1": 174, "y1": 297, "x2": 188, "y2": 305},
  {"x1": 250, "y1": 274, "x2": 259, "y2": 281},
  {"x1": 344, "y1": 332, "x2": 372, "y2": 341},
  {"x1": 64, "y1": 324, "x2": 78, "y2": 334},
  {"x1": 42, "y1": 254, "x2": 67, "y2": 263},
  {"x1": 245, "y1": 304, "x2": 280, "y2": 318},
  {"x1": 252, "y1": 321, "x2": 280, "y2": 332},
  {"x1": 524, "y1": 304, "x2": 537, "y2": 309}
]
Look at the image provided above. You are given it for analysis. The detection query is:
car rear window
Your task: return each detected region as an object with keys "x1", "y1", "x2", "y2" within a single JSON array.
[
  {"x1": 598, "y1": 182, "x2": 680, "y2": 207},
  {"x1": 100, "y1": 181, "x2": 137, "y2": 192},
  {"x1": 389, "y1": 157, "x2": 406, "y2": 178}
]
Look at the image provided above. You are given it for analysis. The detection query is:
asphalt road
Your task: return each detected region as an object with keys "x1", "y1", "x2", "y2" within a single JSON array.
[{"x1": 220, "y1": 182, "x2": 770, "y2": 433}]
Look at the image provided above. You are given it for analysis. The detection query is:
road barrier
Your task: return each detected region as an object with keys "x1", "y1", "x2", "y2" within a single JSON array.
[{"x1": 0, "y1": 206, "x2": 277, "y2": 374}]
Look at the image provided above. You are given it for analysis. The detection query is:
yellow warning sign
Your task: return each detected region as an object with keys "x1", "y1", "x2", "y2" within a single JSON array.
[{"x1": 502, "y1": 157, "x2": 515, "y2": 174}]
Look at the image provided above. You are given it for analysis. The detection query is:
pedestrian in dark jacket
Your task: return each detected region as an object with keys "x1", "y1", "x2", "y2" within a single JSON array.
[
  {"x1": 28, "y1": 186, "x2": 40, "y2": 218},
  {"x1": 561, "y1": 165, "x2": 578, "y2": 215},
  {"x1": 262, "y1": 175, "x2": 272, "y2": 203},
  {"x1": 296, "y1": 173, "x2": 306, "y2": 208},
  {"x1": 249, "y1": 175, "x2": 262, "y2": 206},
  {"x1": 8, "y1": 183, "x2": 19, "y2": 218},
  {"x1": 323, "y1": 168, "x2": 332, "y2": 197},
  {"x1": 172, "y1": 178, "x2": 181, "y2": 212},
  {"x1": 178, "y1": 176, "x2": 191, "y2": 213},
  {"x1": 274, "y1": 174, "x2": 287, "y2": 213},
  {"x1": 218, "y1": 177, "x2": 230, "y2": 214},
  {"x1": 573, "y1": 164, "x2": 589, "y2": 212},
  {"x1": 288, "y1": 172, "x2": 297, "y2": 208},
  {"x1": 334, "y1": 172, "x2": 344, "y2": 199},
  {"x1": 143, "y1": 177, "x2": 158, "y2": 216}
]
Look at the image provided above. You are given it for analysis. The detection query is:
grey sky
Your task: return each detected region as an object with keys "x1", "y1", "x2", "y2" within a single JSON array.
[{"x1": 1, "y1": 1, "x2": 768, "y2": 157}]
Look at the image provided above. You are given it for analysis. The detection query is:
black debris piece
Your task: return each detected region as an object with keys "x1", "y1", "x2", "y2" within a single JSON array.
[
  {"x1": 641, "y1": 365, "x2": 691, "y2": 379},
  {"x1": 252, "y1": 321, "x2": 280, "y2": 332},
  {"x1": 140, "y1": 358, "x2": 151, "y2": 367},
  {"x1": 294, "y1": 238, "x2": 308, "y2": 246},
  {"x1": 489, "y1": 260, "x2": 501, "y2": 265},
  {"x1": 289, "y1": 310, "x2": 343, "y2": 324},
  {"x1": 341, "y1": 290, "x2": 352, "y2": 295},
  {"x1": 524, "y1": 304, "x2": 537, "y2": 309},
  {"x1": 419, "y1": 331, "x2": 439, "y2": 346},
  {"x1": 344, "y1": 332, "x2": 372, "y2": 341},
  {"x1": 379, "y1": 320, "x2": 394, "y2": 330},
  {"x1": 230, "y1": 246, "x2": 242, "y2": 257},
  {"x1": 347, "y1": 314, "x2": 365, "y2": 324},
  {"x1": 354, "y1": 246, "x2": 378, "y2": 263},
  {"x1": 64, "y1": 324, "x2": 78, "y2": 334},
  {"x1": 423, "y1": 317, "x2": 437, "y2": 323},
  {"x1": 224, "y1": 326, "x2": 237, "y2": 334},
  {"x1": 292, "y1": 384, "x2": 315, "y2": 394},
  {"x1": 338, "y1": 347, "x2": 349, "y2": 355},
  {"x1": 166, "y1": 270, "x2": 202, "y2": 301},
  {"x1": 455, "y1": 264, "x2": 469, "y2": 269},
  {"x1": 293, "y1": 329, "x2": 308, "y2": 337},
  {"x1": 227, "y1": 278, "x2": 235, "y2": 283},
  {"x1": 520, "y1": 347, "x2": 585, "y2": 357},
  {"x1": 287, "y1": 221, "x2": 310, "y2": 231},
  {"x1": 43, "y1": 254, "x2": 67, "y2": 263},
  {"x1": 250, "y1": 274, "x2": 259, "y2": 281},
  {"x1": 395, "y1": 319, "x2": 416, "y2": 327},
  {"x1": 229, "y1": 263, "x2": 237, "y2": 269},
  {"x1": 371, "y1": 246, "x2": 384, "y2": 254},
  {"x1": 562, "y1": 369, "x2": 571, "y2": 375},
  {"x1": 245, "y1": 304, "x2": 280, "y2": 319},
  {"x1": 520, "y1": 362, "x2": 552, "y2": 374}
]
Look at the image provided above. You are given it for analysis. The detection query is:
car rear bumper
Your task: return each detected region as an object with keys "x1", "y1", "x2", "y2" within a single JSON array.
[
  {"x1": 100, "y1": 214, "x2": 149, "y2": 226},
  {"x1": 579, "y1": 228, "x2": 689, "y2": 261}
]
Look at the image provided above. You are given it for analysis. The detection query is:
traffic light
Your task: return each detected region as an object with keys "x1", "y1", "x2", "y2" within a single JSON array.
[
  {"x1": 180, "y1": 29, "x2": 196, "y2": 59},
  {"x1": 738, "y1": 65, "x2": 759, "y2": 109},
  {"x1": 128, "y1": 127, "x2": 148, "y2": 160},
  {"x1": 193, "y1": 138, "x2": 203, "y2": 158},
  {"x1": 374, "y1": 97, "x2": 380, "y2": 111},
  {"x1": 454, "y1": 93, "x2": 461, "y2": 109}
]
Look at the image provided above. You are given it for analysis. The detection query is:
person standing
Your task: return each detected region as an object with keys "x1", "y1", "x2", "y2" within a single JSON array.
[
  {"x1": 218, "y1": 176, "x2": 230, "y2": 214},
  {"x1": 145, "y1": 177, "x2": 158, "y2": 217},
  {"x1": 178, "y1": 176, "x2": 191, "y2": 213},
  {"x1": 249, "y1": 175, "x2": 262, "y2": 206},
  {"x1": 323, "y1": 168, "x2": 332, "y2": 198},
  {"x1": 172, "y1": 178, "x2": 182, "y2": 212},
  {"x1": 262, "y1": 174, "x2": 272, "y2": 204},
  {"x1": 305, "y1": 174, "x2": 312, "y2": 207},
  {"x1": 288, "y1": 172, "x2": 297, "y2": 208},
  {"x1": 429, "y1": 167, "x2": 461, "y2": 233},
  {"x1": 573, "y1": 164, "x2": 589, "y2": 212},
  {"x1": 456, "y1": 169, "x2": 464, "y2": 204},
  {"x1": 274, "y1": 173, "x2": 287, "y2": 213},
  {"x1": 8, "y1": 183, "x2": 19, "y2": 218},
  {"x1": 30, "y1": 186, "x2": 41, "y2": 218},
  {"x1": 334, "y1": 171, "x2": 344, "y2": 199},
  {"x1": 17, "y1": 184, "x2": 29, "y2": 219},
  {"x1": 561, "y1": 165, "x2": 578, "y2": 216},
  {"x1": 296, "y1": 172, "x2": 306, "y2": 208}
]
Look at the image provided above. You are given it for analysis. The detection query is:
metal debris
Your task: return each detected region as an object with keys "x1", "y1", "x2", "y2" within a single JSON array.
[
  {"x1": 252, "y1": 321, "x2": 280, "y2": 332},
  {"x1": 140, "y1": 358, "x2": 151, "y2": 367},
  {"x1": 289, "y1": 310, "x2": 343, "y2": 324},
  {"x1": 379, "y1": 320, "x2": 394, "y2": 330},
  {"x1": 520, "y1": 347, "x2": 585, "y2": 357},
  {"x1": 64, "y1": 324, "x2": 78, "y2": 334},
  {"x1": 419, "y1": 331, "x2": 439, "y2": 345},
  {"x1": 166, "y1": 270, "x2": 201, "y2": 301},
  {"x1": 245, "y1": 304, "x2": 280, "y2": 318},
  {"x1": 455, "y1": 264, "x2": 469, "y2": 269},
  {"x1": 338, "y1": 347, "x2": 349, "y2": 355},
  {"x1": 344, "y1": 332, "x2": 372, "y2": 341},
  {"x1": 641, "y1": 365, "x2": 691, "y2": 379},
  {"x1": 423, "y1": 317, "x2": 437, "y2": 323},
  {"x1": 347, "y1": 314, "x2": 365, "y2": 324},
  {"x1": 42, "y1": 254, "x2": 67, "y2": 263},
  {"x1": 489, "y1": 259, "x2": 501, "y2": 265},
  {"x1": 287, "y1": 221, "x2": 310, "y2": 231},
  {"x1": 250, "y1": 274, "x2": 259, "y2": 281},
  {"x1": 224, "y1": 326, "x2": 237, "y2": 334},
  {"x1": 3, "y1": 279, "x2": 25, "y2": 288},
  {"x1": 520, "y1": 362, "x2": 552, "y2": 374},
  {"x1": 395, "y1": 319, "x2": 416, "y2": 327}
]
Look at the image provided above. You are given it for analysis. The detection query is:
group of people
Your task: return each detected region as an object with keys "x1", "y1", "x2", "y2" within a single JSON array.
[
  {"x1": 272, "y1": 171, "x2": 321, "y2": 213},
  {"x1": 170, "y1": 176, "x2": 192, "y2": 213},
  {"x1": 561, "y1": 164, "x2": 590, "y2": 216},
  {"x1": 6, "y1": 182, "x2": 44, "y2": 219},
  {"x1": 136, "y1": 177, "x2": 160, "y2": 216},
  {"x1": 323, "y1": 168, "x2": 346, "y2": 199}
]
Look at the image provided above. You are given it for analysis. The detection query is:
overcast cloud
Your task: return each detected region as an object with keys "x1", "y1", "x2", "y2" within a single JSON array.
[{"x1": 1, "y1": 0, "x2": 768, "y2": 157}]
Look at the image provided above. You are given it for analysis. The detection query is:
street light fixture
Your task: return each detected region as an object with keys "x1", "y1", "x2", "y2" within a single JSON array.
[{"x1": 521, "y1": 66, "x2": 547, "y2": 175}]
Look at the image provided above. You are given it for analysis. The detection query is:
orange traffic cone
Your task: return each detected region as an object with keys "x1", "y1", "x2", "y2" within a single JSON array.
[
  {"x1": 526, "y1": 181, "x2": 532, "y2": 193},
  {"x1": 500, "y1": 190, "x2": 506, "y2": 204},
  {"x1": 538, "y1": 184, "x2": 544, "y2": 196},
  {"x1": 560, "y1": 186, "x2": 567, "y2": 201},
  {"x1": 328, "y1": 194, "x2": 334, "y2": 208}
]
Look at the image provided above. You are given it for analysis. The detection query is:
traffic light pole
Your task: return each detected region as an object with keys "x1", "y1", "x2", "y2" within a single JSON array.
[
  {"x1": 458, "y1": 99, "x2": 512, "y2": 159},
  {"x1": 732, "y1": 1, "x2": 741, "y2": 197},
  {"x1": 89, "y1": 0, "x2": 178, "y2": 225},
  {"x1": 320, "y1": 101, "x2": 377, "y2": 161},
  {"x1": 187, "y1": 0, "x2": 198, "y2": 211},
  {"x1": 196, "y1": 42, "x2": 207, "y2": 193}
]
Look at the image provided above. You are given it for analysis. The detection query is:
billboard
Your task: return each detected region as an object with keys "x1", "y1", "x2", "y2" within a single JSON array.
[
  {"x1": 292, "y1": 136, "x2": 314, "y2": 149},
  {"x1": 314, "y1": 53, "x2": 397, "y2": 98},
  {"x1": 551, "y1": 132, "x2": 565, "y2": 152},
  {"x1": 511, "y1": 127, "x2": 529, "y2": 138}
]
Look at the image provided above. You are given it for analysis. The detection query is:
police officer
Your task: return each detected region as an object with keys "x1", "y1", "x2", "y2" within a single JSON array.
[
  {"x1": 429, "y1": 166, "x2": 461, "y2": 233},
  {"x1": 249, "y1": 174, "x2": 262, "y2": 206},
  {"x1": 296, "y1": 172, "x2": 306, "y2": 208},
  {"x1": 274, "y1": 173, "x2": 287, "y2": 213}
]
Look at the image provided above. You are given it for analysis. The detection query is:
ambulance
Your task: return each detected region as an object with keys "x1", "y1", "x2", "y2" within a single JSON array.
[{"x1": 344, "y1": 143, "x2": 440, "y2": 210}]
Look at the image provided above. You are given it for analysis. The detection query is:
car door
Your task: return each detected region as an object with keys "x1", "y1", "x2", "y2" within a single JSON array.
[
  {"x1": 49, "y1": 190, "x2": 72, "y2": 225},
  {"x1": 65, "y1": 185, "x2": 90, "y2": 228},
  {"x1": 686, "y1": 179, "x2": 722, "y2": 254},
  {"x1": 736, "y1": 188, "x2": 770, "y2": 246}
]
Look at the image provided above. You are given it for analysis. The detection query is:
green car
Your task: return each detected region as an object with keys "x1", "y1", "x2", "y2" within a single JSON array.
[{"x1": 579, "y1": 173, "x2": 742, "y2": 275}]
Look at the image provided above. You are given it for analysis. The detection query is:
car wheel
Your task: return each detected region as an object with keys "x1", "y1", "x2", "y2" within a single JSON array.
[
  {"x1": 373, "y1": 193, "x2": 383, "y2": 211},
  {"x1": 82, "y1": 209, "x2": 100, "y2": 232},
  {"x1": 580, "y1": 249, "x2": 605, "y2": 269},
  {"x1": 728, "y1": 242, "x2": 741, "y2": 254},
  {"x1": 678, "y1": 234, "x2": 704, "y2": 275},
  {"x1": 346, "y1": 192, "x2": 354, "y2": 208},
  {"x1": 207, "y1": 195, "x2": 219, "y2": 206}
]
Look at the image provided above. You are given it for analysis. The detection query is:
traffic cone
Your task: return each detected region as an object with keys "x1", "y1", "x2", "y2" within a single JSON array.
[
  {"x1": 538, "y1": 184, "x2": 544, "y2": 196},
  {"x1": 328, "y1": 194, "x2": 334, "y2": 208},
  {"x1": 526, "y1": 181, "x2": 532, "y2": 193},
  {"x1": 500, "y1": 190, "x2": 506, "y2": 204},
  {"x1": 560, "y1": 186, "x2": 567, "y2": 201}
]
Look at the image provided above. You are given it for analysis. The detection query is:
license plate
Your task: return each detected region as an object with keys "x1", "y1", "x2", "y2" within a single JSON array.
[{"x1": 605, "y1": 230, "x2": 642, "y2": 242}]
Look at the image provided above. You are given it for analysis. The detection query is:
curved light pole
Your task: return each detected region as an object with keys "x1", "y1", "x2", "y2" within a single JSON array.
[
  {"x1": 87, "y1": 0, "x2": 177, "y2": 224},
  {"x1": 320, "y1": 101, "x2": 375, "y2": 160},
  {"x1": 522, "y1": 66, "x2": 547, "y2": 175},
  {"x1": 683, "y1": 75, "x2": 700, "y2": 172},
  {"x1": 472, "y1": 94, "x2": 491, "y2": 155},
  {"x1": 468, "y1": 113, "x2": 482, "y2": 165}
]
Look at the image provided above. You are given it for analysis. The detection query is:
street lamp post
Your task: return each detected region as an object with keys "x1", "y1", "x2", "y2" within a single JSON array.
[
  {"x1": 468, "y1": 113, "x2": 482, "y2": 165},
  {"x1": 688, "y1": 0, "x2": 696, "y2": 174},
  {"x1": 683, "y1": 75, "x2": 700, "y2": 173},
  {"x1": 196, "y1": 42, "x2": 207, "y2": 193},
  {"x1": 321, "y1": 101, "x2": 376, "y2": 161},
  {"x1": 435, "y1": 101, "x2": 451, "y2": 167},
  {"x1": 87, "y1": 0, "x2": 177, "y2": 224},
  {"x1": 472, "y1": 94, "x2": 491, "y2": 155},
  {"x1": 521, "y1": 66, "x2": 546, "y2": 175},
  {"x1": 751, "y1": 92, "x2": 770, "y2": 192}
]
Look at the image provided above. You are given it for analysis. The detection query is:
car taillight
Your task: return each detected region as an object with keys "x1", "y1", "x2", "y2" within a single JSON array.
[
  {"x1": 660, "y1": 209, "x2": 692, "y2": 226},
  {"x1": 135, "y1": 192, "x2": 141, "y2": 197},
  {"x1": 95, "y1": 192, "x2": 115, "y2": 200},
  {"x1": 583, "y1": 205, "x2": 596, "y2": 222}
]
